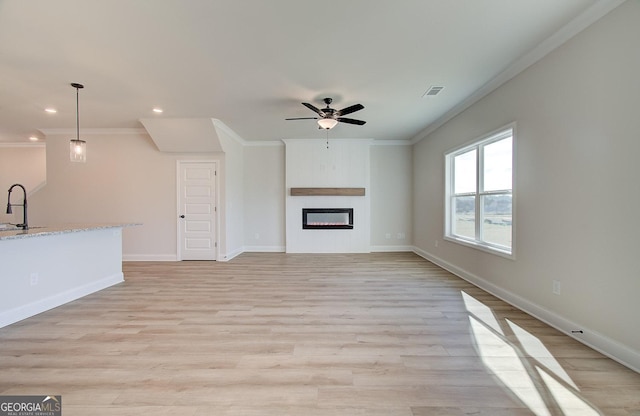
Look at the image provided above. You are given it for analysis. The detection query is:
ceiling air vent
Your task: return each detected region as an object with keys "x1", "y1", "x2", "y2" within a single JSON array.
[{"x1": 422, "y1": 86, "x2": 444, "y2": 97}]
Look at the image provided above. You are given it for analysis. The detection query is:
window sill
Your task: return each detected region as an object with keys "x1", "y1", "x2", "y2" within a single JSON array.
[{"x1": 444, "y1": 235, "x2": 515, "y2": 260}]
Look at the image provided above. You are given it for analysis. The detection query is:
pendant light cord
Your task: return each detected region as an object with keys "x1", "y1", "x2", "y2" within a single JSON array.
[
  {"x1": 70, "y1": 83, "x2": 84, "y2": 141},
  {"x1": 75, "y1": 86, "x2": 79, "y2": 140}
]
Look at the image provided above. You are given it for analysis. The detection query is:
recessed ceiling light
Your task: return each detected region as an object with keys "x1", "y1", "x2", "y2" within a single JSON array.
[
  {"x1": 45, "y1": 108, "x2": 57, "y2": 113},
  {"x1": 153, "y1": 108, "x2": 163, "y2": 113},
  {"x1": 29, "y1": 136, "x2": 39, "y2": 141}
]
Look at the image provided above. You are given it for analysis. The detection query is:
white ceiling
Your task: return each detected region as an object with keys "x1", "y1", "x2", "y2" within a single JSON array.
[{"x1": 0, "y1": 0, "x2": 622, "y2": 144}]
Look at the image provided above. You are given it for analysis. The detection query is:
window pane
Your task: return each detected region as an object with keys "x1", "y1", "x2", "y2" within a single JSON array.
[
  {"x1": 453, "y1": 196, "x2": 475, "y2": 239},
  {"x1": 454, "y1": 149, "x2": 476, "y2": 194},
  {"x1": 482, "y1": 194, "x2": 512, "y2": 248},
  {"x1": 483, "y1": 136, "x2": 512, "y2": 192}
]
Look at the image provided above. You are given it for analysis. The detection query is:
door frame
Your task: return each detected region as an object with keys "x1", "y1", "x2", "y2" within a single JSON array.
[{"x1": 176, "y1": 159, "x2": 220, "y2": 261}]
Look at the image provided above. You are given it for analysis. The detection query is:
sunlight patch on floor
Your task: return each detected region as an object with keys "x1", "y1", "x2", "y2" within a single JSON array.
[{"x1": 463, "y1": 290, "x2": 603, "y2": 416}]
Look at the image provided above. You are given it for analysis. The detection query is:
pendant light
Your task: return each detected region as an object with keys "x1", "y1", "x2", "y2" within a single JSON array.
[{"x1": 69, "y1": 82, "x2": 86, "y2": 163}]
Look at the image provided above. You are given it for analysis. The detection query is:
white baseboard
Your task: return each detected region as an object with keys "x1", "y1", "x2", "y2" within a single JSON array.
[
  {"x1": 243, "y1": 245, "x2": 286, "y2": 253},
  {"x1": 220, "y1": 247, "x2": 244, "y2": 262},
  {"x1": 123, "y1": 254, "x2": 177, "y2": 261},
  {"x1": 370, "y1": 245, "x2": 413, "y2": 252},
  {"x1": 0, "y1": 273, "x2": 124, "y2": 329},
  {"x1": 126, "y1": 246, "x2": 410, "y2": 260},
  {"x1": 412, "y1": 246, "x2": 640, "y2": 374}
]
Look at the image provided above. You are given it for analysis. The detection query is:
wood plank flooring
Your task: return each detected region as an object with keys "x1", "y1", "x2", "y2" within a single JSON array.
[{"x1": 1, "y1": 252, "x2": 639, "y2": 415}]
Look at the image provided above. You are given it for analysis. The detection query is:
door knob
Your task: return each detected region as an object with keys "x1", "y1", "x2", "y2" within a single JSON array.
[{"x1": 179, "y1": 215, "x2": 185, "y2": 218}]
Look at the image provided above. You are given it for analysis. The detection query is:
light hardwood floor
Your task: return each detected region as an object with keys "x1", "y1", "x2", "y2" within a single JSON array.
[{"x1": 1, "y1": 252, "x2": 639, "y2": 415}]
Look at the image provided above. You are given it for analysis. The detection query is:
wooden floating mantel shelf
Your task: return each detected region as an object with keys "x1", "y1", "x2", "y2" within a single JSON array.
[{"x1": 290, "y1": 187, "x2": 366, "y2": 196}]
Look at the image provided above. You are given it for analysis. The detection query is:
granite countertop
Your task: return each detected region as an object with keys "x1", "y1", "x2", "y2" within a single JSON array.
[{"x1": 0, "y1": 223, "x2": 139, "y2": 241}]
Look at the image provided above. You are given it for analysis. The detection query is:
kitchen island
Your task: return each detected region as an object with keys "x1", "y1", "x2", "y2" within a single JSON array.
[{"x1": 0, "y1": 223, "x2": 134, "y2": 328}]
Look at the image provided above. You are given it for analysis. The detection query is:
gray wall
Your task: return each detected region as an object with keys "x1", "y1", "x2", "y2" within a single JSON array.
[
  {"x1": 243, "y1": 144, "x2": 286, "y2": 251},
  {"x1": 28, "y1": 132, "x2": 226, "y2": 261},
  {"x1": 412, "y1": 0, "x2": 640, "y2": 370},
  {"x1": 241, "y1": 141, "x2": 414, "y2": 253},
  {"x1": 370, "y1": 143, "x2": 412, "y2": 250},
  {"x1": 0, "y1": 145, "x2": 46, "y2": 225}
]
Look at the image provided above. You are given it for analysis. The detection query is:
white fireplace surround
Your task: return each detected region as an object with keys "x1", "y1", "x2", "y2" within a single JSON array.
[{"x1": 283, "y1": 139, "x2": 371, "y2": 253}]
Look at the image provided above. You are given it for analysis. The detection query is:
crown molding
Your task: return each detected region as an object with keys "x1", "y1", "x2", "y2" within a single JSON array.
[
  {"x1": 39, "y1": 128, "x2": 147, "y2": 136},
  {"x1": 410, "y1": 0, "x2": 627, "y2": 145},
  {"x1": 0, "y1": 142, "x2": 46, "y2": 148},
  {"x1": 370, "y1": 139, "x2": 413, "y2": 146},
  {"x1": 244, "y1": 140, "x2": 284, "y2": 147}
]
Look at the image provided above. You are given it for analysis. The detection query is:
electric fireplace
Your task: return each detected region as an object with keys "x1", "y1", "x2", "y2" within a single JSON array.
[{"x1": 302, "y1": 208, "x2": 353, "y2": 229}]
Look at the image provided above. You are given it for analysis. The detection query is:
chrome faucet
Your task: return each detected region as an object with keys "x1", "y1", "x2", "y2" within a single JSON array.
[{"x1": 6, "y1": 184, "x2": 28, "y2": 230}]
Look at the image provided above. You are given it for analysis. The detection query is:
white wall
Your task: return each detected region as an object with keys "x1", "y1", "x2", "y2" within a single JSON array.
[
  {"x1": 29, "y1": 132, "x2": 225, "y2": 260},
  {"x1": 243, "y1": 143, "x2": 286, "y2": 252},
  {"x1": 215, "y1": 124, "x2": 245, "y2": 260},
  {"x1": 0, "y1": 227, "x2": 124, "y2": 328},
  {"x1": 25, "y1": 132, "x2": 414, "y2": 259},
  {"x1": 412, "y1": 0, "x2": 640, "y2": 370},
  {"x1": 242, "y1": 141, "x2": 413, "y2": 253},
  {"x1": 0, "y1": 145, "x2": 46, "y2": 225},
  {"x1": 370, "y1": 143, "x2": 413, "y2": 251},
  {"x1": 284, "y1": 139, "x2": 371, "y2": 253}
]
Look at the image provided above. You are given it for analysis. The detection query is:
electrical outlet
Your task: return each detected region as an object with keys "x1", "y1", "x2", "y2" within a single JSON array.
[
  {"x1": 435, "y1": 240, "x2": 439, "y2": 247},
  {"x1": 254, "y1": 233, "x2": 260, "y2": 240},
  {"x1": 552, "y1": 280, "x2": 561, "y2": 295},
  {"x1": 30, "y1": 272, "x2": 39, "y2": 286},
  {"x1": 396, "y1": 233, "x2": 405, "y2": 240},
  {"x1": 385, "y1": 233, "x2": 391, "y2": 239}
]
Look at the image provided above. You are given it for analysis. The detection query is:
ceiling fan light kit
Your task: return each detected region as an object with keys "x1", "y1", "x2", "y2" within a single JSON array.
[
  {"x1": 286, "y1": 97, "x2": 366, "y2": 131},
  {"x1": 317, "y1": 118, "x2": 338, "y2": 130}
]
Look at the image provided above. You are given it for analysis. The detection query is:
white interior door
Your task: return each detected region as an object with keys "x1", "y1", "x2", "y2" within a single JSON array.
[{"x1": 177, "y1": 161, "x2": 217, "y2": 260}]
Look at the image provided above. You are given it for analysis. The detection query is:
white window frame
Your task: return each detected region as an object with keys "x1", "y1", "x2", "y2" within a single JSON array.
[{"x1": 444, "y1": 124, "x2": 515, "y2": 259}]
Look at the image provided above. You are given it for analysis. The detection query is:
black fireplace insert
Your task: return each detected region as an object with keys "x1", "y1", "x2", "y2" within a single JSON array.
[{"x1": 302, "y1": 208, "x2": 354, "y2": 229}]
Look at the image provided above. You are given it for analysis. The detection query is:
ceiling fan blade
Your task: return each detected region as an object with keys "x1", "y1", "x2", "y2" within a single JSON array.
[
  {"x1": 336, "y1": 103, "x2": 364, "y2": 117},
  {"x1": 337, "y1": 117, "x2": 366, "y2": 126},
  {"x1": 286, "y1": 117, "x2": 319, "y2": 120},
  {"x1": 302, "y1": 102, "x2": 326, "y2": 117}
]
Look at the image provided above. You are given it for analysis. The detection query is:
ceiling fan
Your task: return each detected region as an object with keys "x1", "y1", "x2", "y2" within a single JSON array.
[{"x1": 286, "y1": 98, "x2": 366, "y2": 129}]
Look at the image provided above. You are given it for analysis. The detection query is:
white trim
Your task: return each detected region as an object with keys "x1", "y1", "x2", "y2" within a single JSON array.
[
  {"x1": 243, "y1": 245, "x2": 286, "y2": 253},
  {"x1": 176, "y1": 160, "x2": 220, "y2": 261},
  {"x1": 412, "y1": 246, "x2": 640, "y2": 374},
  {"x1": 0, "y1": 142, "x2": 46, "y2": 148},
  {"x1": 40, "y1": 128, "x2": 146, "y2": 136},
  {"x1": 370, "y1": 245, "x2": 414, "y2": 252},
  {"x1": 282, "y1": 138, "x2": 374, "y2": 145},
  {"x1": 0, "y1": 273, "x2": 123, "y2": 329},
  {"x1": 370, "y1": 140, "x2": 413, "y2": 146},
  {"x1": 444, "y1": 124, "x2": 515, "y2": 258},
  {"x1": 244, "y1": 139, "x2": 408, "y2": 147},
  {"x1": 123, "y1": 254, "x2": 177, "y2": 261},
  {"x1": 411, "y1": 0, "x2": 627, "y2": 144},
  {"x1": 220, "y1": 246, "x2": 244, "y2": 262},
  {"x1": 442, "y1": 236, "x2": 513, "y2": 260},
  {"x1": 244, "y1": 140, "x2": 284, "y2": 147},
  {"x1": 446, "y1": 123, "x2": 516, "y2": 156}
]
